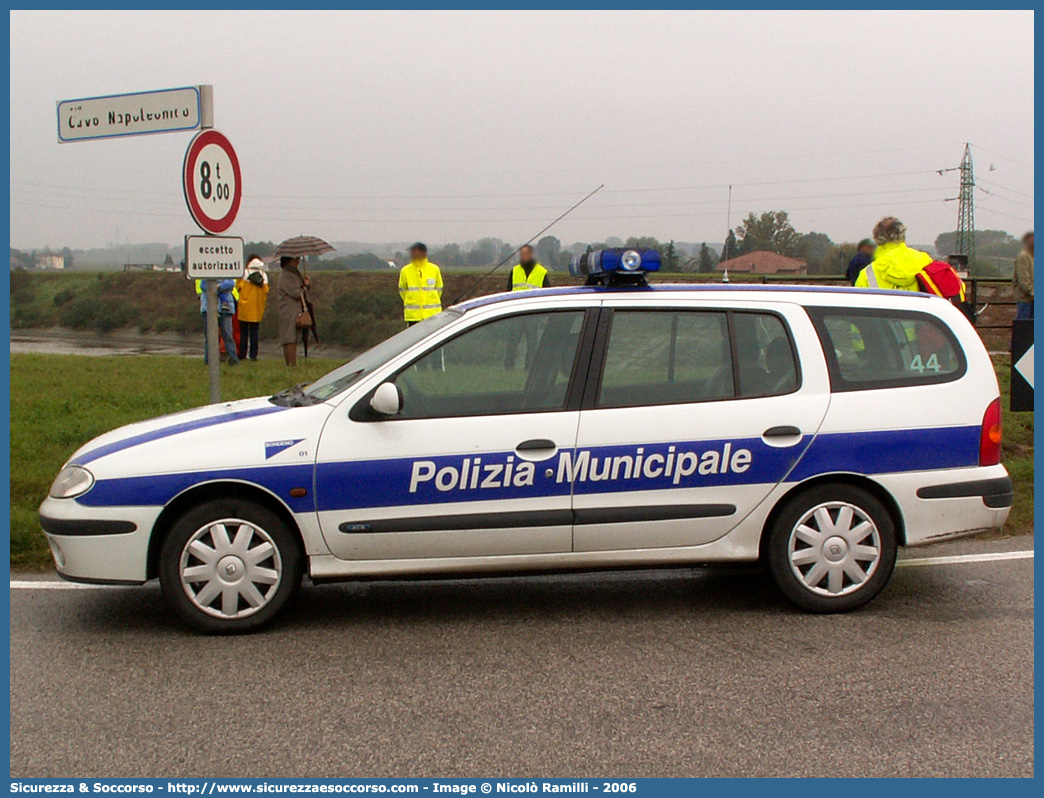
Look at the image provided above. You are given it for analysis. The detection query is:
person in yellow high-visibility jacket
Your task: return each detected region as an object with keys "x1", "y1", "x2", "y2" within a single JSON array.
[
  {"x1": 855, "y1": 216, "x2": 931, "y2": 291},
  {"x1": 506, "y1": 245, "x2": 551, "y2": 292},
  {"x1": 503, "y1": 245, "x2": 551, "y2": 369},
  {"x1": 398, "y1": 242, "x2": 444, "y2": 326}
]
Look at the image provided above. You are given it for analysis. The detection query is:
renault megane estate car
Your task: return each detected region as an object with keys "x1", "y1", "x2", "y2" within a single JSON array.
[{"x1": 40, "y1": 253, "x2": 1011, "y2": 632}]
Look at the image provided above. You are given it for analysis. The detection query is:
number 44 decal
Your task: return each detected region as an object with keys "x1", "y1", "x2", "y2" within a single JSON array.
[{"x1": 910, "y1": 353, "x2": 942, "y2": 373}]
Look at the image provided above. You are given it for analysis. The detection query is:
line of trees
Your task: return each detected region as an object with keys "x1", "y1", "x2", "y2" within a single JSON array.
[
  {"x1": 235, "y1": 225, "x2": 1029, "y2": 278},
  {"x1": 14, "y1": 219, "x2": 1024, "y2": 278}
]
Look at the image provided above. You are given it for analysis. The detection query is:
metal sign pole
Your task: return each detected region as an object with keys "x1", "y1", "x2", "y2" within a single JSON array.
[{"x1": 200, "y1": 99, "x2": 220, "y2": 404}]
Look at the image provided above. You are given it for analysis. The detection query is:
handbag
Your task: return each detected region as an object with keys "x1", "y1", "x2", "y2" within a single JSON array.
[{"x1": 295, "y1": 294, "x2": 313, "y2": 329}]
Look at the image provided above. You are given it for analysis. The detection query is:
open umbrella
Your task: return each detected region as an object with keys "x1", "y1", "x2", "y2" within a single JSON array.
[
  {"x1": 273, "y1": 235, "x2": 335, "y2": 259},
  {"x1": 273, "y1": 236, "x2": 334, "y2": 357}
]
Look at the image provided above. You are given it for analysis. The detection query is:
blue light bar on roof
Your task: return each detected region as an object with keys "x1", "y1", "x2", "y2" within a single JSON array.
[{"x1": 569, "y1": 248, "x2": 661, "y2": 278}]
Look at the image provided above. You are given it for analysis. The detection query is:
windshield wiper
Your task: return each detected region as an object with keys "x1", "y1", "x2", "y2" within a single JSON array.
[{"x1": 268, "y1": 382, "x2": 318, "y2": 408}]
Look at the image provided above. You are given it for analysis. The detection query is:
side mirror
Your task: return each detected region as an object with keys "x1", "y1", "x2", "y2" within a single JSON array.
[{"x1": 369, "y1": 382, "x2": 401, "y2": 417}]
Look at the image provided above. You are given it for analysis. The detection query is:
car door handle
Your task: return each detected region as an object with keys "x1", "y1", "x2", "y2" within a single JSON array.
[
  {"x1": 763, "y1": 426, "x2": 802, "y2": 438},
  {"x1": 516, "y1": 439, "x2": 557, "y2": 451}
]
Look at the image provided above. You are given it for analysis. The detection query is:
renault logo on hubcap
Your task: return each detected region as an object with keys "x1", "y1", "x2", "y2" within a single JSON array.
[
  {"x1": 225, "y1": 563, "x2": 237, "y2": 577},
  {"x1": 822, "y1": 536, "x2": 848, "y2": 562}
]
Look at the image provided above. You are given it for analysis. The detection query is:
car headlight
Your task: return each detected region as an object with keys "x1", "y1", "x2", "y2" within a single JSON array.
[{"x1": 49, "y1": 465, "x2": 95, "y2": 499}]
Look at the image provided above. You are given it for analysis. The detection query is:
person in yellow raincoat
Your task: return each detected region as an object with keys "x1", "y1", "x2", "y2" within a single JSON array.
[
  {"x1": 235, "y1": 255, "x2": 270, "y2": 361},
  {"x1": 855, "y1": 216, "x2": 932, "y2": 291}
]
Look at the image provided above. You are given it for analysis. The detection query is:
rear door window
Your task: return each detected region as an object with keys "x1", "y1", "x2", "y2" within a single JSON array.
[
  {"x1": 809, "y1": 308, "x2": 966, "y2": 391},
  {"x1": 732, "y1": 312, "x2": 800, "y2": 397}
]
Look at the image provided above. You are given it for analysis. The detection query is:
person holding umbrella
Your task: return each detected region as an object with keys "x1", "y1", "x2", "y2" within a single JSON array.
[
  {"x1": 273, "y1": 235, "x2": 334, "y2": 366},
  {"x1": 277, "y1": 256, "x2": 309, "y2": 367}
]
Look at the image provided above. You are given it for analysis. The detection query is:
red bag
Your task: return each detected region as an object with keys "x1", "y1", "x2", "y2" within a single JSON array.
[{"x1": 917, "y1": 260, "x2": 966, "y2": 302}]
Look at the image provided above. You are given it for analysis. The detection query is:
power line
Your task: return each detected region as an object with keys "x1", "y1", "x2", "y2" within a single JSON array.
[
  {"x1": 976, "y1": 178, "x2": 1034, "y2": 201},
  {"x1": 976, "y1": 185, "x2": 1034, "y2": 209},
  {"x1": 11, "y1": 140, "x2": 966, "y2": 189},
  {"x1": 10, "y1": 183, "x2": 948, "y2": 213},
  {"x1": 11, "y1": 196, "x2": 950, "y2": 225},
  {"x1": 9, "y1": 168, "x2": 944, "y2": 203},
  {"x1": 970, "y1": 143, "x2": 1034, "y2": 169},
  {"x1": 976, "y1": 205, "x2": 1034, "y2": 225}
]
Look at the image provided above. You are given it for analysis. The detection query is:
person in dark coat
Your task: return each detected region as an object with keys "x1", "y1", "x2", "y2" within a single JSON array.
[
  {"x1": 277, "y1": 256, "x2": 309, "y2": 367},
  {"x1": 846, "y1": 239, "x2": 876, "y2": 285}
]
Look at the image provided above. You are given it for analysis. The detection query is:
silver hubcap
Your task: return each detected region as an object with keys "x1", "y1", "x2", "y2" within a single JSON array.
[
  {"x1": 788, "y1": 502, "x2": 881, "y2": 597},
  {"x1": 179, "y1": 518, "x2": 282, "y2": 619}
]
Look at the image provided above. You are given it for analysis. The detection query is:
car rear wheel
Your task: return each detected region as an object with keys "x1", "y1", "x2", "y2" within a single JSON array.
[
  {"x1": 159, "y1": 499, "x2": 302, "y2": 633},
  {"x1": 766, "y1": 485, "x2": 897, "y2": 613}
]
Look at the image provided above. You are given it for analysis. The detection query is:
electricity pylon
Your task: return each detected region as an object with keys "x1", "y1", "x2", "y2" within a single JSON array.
[{"x1": 955, "y1": 143, "x2": 976, "y2": 271}]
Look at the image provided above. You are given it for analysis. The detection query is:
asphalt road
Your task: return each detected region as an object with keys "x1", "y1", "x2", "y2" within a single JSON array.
[{"x1": 10, "y1": 536, "x2": 1034, "y2": 778}]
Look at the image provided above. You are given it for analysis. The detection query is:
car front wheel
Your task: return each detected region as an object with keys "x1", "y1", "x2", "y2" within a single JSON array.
[
  {"x1": 159, "y1": 499, "x2": 302, "y2": 633},
  {"x1": 766, "y1": 485, "x2": 897, "y2": 613}
]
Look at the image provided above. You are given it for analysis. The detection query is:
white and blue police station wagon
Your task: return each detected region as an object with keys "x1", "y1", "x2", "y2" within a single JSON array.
[{"x1": 40, "y1": 249, "x2": 1012, "y2": 632}]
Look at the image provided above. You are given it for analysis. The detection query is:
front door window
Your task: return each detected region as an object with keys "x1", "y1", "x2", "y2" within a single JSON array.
[{"x1": 394, "y1": 311, "x2": 586, "y2": 418}]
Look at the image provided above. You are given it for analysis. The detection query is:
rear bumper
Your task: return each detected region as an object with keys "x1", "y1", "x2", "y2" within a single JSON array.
[
  {"x1": 876, "y1": 465, "x2": 1012, "y2": 547},
  {"x1": 916, "y1": 476, "x2": 1013, "y2": 508}
]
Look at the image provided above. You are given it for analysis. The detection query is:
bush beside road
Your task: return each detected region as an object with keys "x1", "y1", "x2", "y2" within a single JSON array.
[
  {"x1": 11, "y1": 269, "x2": 1021, "y2": 353},
  {"x1": 10, "y1": 269, "x2": 849, "y2": 352},
  {"x1": 9, "y1": 352, "x2": 1033, "y2": 570},
  {"x1": 11, "y1": 269, "x2": 538, "y2": 351}
]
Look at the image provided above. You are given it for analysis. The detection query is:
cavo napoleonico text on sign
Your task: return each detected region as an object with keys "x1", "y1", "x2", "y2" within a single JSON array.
[{"x1": 56, "y1": 86, "x2": 212, "y2": 143}]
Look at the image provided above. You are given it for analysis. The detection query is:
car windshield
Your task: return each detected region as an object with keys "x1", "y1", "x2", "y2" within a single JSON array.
[{"x1": 272, "y1": 310, "x2": 461, "y2": 405}]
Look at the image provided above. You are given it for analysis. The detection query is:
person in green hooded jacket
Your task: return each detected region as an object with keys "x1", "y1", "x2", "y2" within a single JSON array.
[{"x1": 855, "y1": 216, "x2": 932, "y2": 291}]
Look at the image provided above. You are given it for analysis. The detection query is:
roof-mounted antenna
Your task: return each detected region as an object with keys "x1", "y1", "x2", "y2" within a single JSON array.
[
  {"x1": 452, "y1": 184, "x2": 605, "y2": 304},
  {"x1": 722, "y1": 184, "x2": 733, "y2": 284}
]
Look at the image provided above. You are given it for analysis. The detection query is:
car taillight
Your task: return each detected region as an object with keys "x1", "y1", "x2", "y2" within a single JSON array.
[{"x1": 979, "y1": 398, "x2": 1002, "y2": 466}]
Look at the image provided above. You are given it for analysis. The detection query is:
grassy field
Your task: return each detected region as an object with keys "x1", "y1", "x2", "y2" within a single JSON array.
[{"x1": 10, "y1": 351, "x2": 1033, "y2": 569}]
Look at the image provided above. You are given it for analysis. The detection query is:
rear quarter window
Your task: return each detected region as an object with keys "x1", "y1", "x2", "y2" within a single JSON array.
[{"x1": 808, "y1": 307, "x2": 966, "y2": 392}]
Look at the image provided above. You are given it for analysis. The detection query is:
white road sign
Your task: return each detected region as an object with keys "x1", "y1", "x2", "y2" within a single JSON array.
[
  {"x1": 57, "y1": 86, "x2": 211, "y2": 143},
  {"x1": 1015, "y1": 344, "x2": 1034, "y2": 390},
  {"x1": 184, "y1": 235, "x2": 244, "y2": 280}
]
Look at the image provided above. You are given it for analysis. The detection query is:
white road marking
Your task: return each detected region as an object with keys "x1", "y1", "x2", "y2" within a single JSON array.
[
  {"x1": 898, "y1": 550, "x2": 1034, "y2": 568},
  {"x1": 9, "y1": 550, "x2": 1035, "y2": 589}
]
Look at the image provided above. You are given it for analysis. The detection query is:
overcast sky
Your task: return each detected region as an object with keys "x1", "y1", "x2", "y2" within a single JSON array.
[{"x1": 9, "y1": 10, "x2": 1035, "y2": 251}]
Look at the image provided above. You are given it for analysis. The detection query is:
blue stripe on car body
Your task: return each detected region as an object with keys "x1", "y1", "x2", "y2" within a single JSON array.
[
  {"x1": 76, "y1": 463, "x2": 315, "y2": 513},
  {"x1": 73, "y1": 426, "x2": 980, "y2": 513},
  {"x1": 788, "y1": 425, "x2": 980, "y2": 481}
]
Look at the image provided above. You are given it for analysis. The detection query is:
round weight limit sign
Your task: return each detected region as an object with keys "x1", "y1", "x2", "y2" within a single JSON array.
[{"x1": 183, "y1": 130, "x2": 242, "y2": 234}]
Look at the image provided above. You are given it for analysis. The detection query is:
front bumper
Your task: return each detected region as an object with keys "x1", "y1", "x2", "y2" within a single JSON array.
[{"x1": 39, "y1": 496, "x2": 159, "y2": 582}]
